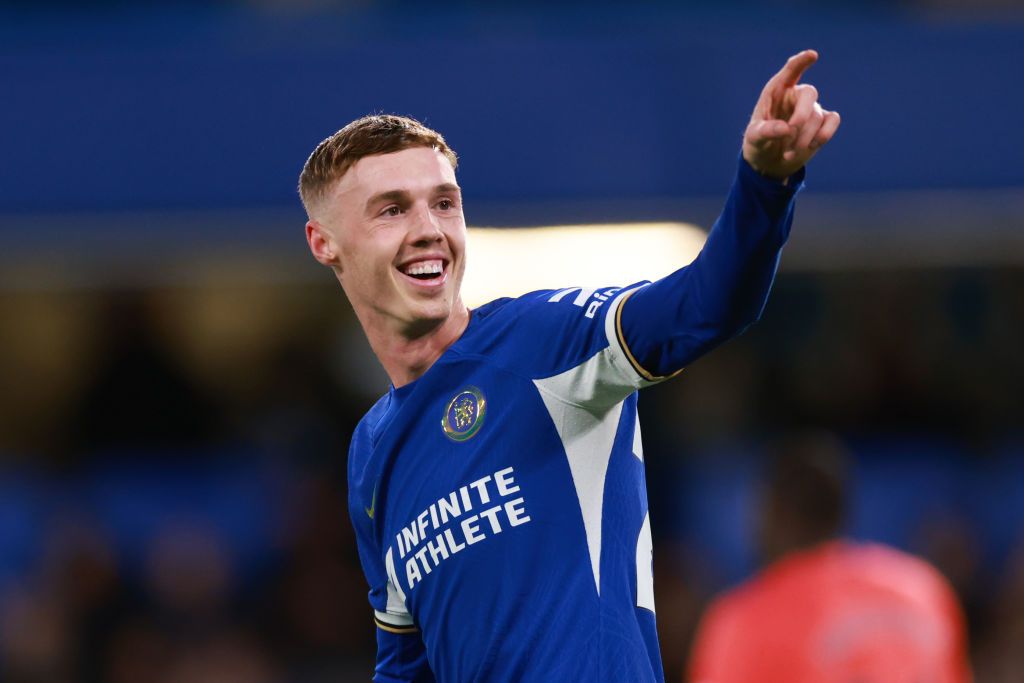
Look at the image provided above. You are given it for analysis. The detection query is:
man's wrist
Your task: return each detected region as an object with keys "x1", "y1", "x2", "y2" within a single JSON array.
[{"x1": 738, "y1": 154, "x2": 805, "y2": 193}]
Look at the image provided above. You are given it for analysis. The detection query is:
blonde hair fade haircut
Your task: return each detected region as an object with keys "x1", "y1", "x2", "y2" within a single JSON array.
[{"x1": 298, "y1": 114, "x2": 458, "y2": 217}]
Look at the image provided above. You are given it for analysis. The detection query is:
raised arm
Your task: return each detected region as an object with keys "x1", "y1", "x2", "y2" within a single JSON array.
[{"x1": 617, "y1": 50, "x2": 840, "y2": 379}]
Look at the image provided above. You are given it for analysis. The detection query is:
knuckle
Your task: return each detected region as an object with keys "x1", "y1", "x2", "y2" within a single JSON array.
[{"x1": 798, "y1": 84, "x2": 818, "y2": 99}]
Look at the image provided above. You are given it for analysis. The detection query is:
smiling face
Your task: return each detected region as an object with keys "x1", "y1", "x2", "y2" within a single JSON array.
[{"x1": 306, "y1": 146, "x2": 468, "y2": 338}]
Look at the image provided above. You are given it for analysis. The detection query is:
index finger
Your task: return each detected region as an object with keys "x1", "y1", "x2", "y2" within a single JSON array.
[{"x1": 768, "y1": 49, "x2": 819, "y2": 89}]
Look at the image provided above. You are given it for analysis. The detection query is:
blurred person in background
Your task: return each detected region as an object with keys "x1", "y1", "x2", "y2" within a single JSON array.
[
  {"x1": 688, "y1": 432, "x2": 972, "y2": 683},
  {"x1": 68, "y1": 290, "x2": 221, "y2": 457},
  {"x1": 300, "y1": 50, "x2": 837, "y2": 682}
]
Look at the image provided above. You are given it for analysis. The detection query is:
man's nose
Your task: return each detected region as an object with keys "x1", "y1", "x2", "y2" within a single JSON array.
[{"x1": 408, "y1": 202, "x2": 443, "y2": 244}]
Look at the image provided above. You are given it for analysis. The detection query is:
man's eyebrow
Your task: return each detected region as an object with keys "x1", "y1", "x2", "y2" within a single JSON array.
[{"x1": 365, "y1": 189, "x2": 411, "y2": 212}]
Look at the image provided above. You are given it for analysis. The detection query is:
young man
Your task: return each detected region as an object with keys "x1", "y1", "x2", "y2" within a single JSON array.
[
  {"x1": 301, "y1": 50, "x2": 839, "y2": 682},
  {"x1": 688, "y1": 434, "x2": 972, "y2": 683}
]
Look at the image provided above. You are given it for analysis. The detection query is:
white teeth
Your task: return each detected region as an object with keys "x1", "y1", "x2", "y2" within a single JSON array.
[{"x1": 403, "y1": 260, "x2": 443, "y2": 276}]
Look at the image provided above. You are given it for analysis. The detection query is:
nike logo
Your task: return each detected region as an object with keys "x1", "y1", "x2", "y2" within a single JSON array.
[{"x1": 365, "y1": 482, "x2": 378, "y2": 519}]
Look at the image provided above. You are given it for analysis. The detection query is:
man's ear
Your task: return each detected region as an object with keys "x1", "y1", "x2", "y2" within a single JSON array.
[{"x1": 306, "y1": 220, "x2": 341, "y2": 269}]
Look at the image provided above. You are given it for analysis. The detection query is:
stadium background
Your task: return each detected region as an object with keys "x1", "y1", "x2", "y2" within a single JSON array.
[{"x1": 2, "y1": 1, "x2": 1023, "y2": 681}]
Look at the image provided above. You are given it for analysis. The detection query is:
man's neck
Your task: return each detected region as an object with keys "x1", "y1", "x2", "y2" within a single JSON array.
[{"x1": 363, "y1": 306, "x2": 471, "y2": 388}]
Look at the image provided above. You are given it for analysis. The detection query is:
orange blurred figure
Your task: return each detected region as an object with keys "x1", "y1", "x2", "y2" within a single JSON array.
[{"x1": 688, "y1": 434, "x2": 972, "y2": 683}]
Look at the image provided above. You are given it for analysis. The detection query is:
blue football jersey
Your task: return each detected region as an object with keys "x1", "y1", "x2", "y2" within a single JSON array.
[
  {"x1": 351, "y1": 283, "x2": 668, "y2": 682},
  {"x1": 347, "y1": 158, "x2": 804, "y2": 682}
]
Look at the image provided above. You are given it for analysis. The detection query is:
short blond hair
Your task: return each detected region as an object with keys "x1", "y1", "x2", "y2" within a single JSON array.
[{"x1": 298, "y1": 114, "x2": 458, "y2": 216}]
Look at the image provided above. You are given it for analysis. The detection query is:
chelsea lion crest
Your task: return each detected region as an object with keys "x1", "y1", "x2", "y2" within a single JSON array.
[{"x1": 442, "y1": 386, "x2": 487, "y2": 442}]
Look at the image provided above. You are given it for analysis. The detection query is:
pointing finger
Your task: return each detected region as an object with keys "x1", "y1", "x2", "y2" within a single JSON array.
[{"x1": 769, "y1": 49, "x2": 819, "y2": 91}]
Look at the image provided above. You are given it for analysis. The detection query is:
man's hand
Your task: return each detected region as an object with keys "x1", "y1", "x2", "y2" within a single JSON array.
[{"x1": 742, "y1": 49, "x2": 841, "y2": 181}]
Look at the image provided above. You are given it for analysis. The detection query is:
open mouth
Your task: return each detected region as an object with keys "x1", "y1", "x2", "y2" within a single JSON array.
[{"x1": 397, "y1": 258, "x2": 448, "y2": 287}]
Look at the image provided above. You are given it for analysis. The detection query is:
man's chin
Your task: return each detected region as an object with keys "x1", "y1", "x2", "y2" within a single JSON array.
[{"x1": 398, "y1": 298, "x2": 449, "y2": 328}]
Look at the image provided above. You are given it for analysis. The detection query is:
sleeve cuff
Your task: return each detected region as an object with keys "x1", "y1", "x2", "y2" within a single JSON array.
[
  {"x1": 736, "y1": 154, "x2": 806, "y2": 196},
  {"x1": 375, "y1": 610, "x2": 419, "y2": 634}
]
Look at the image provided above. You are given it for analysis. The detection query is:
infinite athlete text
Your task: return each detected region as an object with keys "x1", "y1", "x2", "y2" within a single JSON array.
[{"x1": 392, "y1": 466, "x2": 532, "y2": 590}]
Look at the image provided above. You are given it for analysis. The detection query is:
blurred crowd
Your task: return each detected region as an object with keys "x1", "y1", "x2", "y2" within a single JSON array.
[
  {"x1": 1, "y1": 288, "x2": 381, "y2": 682},
  {"x1": 1, "y1": 267, "x2": 1023, "y2": 681},
  {"x1": 0, "y1": 474, "x2": 374, "y2": 682}
]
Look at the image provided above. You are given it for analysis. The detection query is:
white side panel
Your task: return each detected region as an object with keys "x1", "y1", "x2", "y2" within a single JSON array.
[
  {"x1": 383, "y1": 546, "x2": 412, "y2": 623},
  {"x1": 632, "y1": 409, "x2": 644, "y2": 462},
  {"x1": 635, "y1": 511, "x2": 655, "y2": 613},
  {"x1": 535, "y1": 363, "x2": 625, "y2": 595},
  {"x1": 533, "y1": 284, "x2": 662, "y2": 597}
]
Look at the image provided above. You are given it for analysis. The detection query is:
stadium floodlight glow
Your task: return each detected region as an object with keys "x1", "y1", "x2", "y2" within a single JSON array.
[{"x1": 461, "y1": 222, "x2": 708, "y2": 308}]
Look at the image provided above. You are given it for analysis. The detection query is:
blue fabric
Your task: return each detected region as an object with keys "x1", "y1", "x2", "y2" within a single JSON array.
[{"x1": 375, "y1": 628, "x2": 436, "y2": 683}]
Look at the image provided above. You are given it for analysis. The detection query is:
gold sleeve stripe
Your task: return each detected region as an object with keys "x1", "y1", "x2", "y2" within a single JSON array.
[
  {"x1": 374, "y1": 616, "x2": 419, "y2": 635},
  {"x1": 615, "y1": 289, "x2": 684, "y2": 383}
]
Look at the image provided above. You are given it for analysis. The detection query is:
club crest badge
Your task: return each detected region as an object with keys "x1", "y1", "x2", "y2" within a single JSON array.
[{"x1": 442, "y1": 386, "x2": 487, "y2": 442}]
